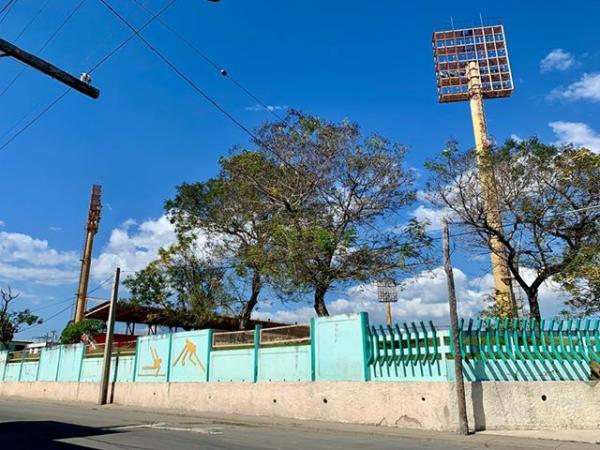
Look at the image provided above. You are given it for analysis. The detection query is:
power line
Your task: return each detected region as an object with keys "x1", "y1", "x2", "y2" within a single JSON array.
[
  {"x1": 0, "y1": 0, "x2": 88, "y2": 99},
  {"x1": 130, "y1": 0, "x2": 282, "y2": 120},
  {"x1": 0, "y1": 0, "x2": 174, "y2": 153},
  {"x1": 0, "y1": 0, "x2": 17, "y2": 26},
  {"x1": 98, "y1": 0, "x2": 258, "y2": 141},
  {"x1": 12, "y1": 0, "x2": 50, "y2": 43}
]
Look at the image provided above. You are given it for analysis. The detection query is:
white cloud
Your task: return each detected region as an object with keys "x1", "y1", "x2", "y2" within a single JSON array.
[
  {"x1": 549, "y1": 121, "x2": 600, "y2": 153},
  {"x1": 0, "y1": 231, "x2": 79, "y2": 285},
  {"x1": 0, "y1": 221, "x2": 5, "y2": 227},
  {"x1": 411, "y1": 205, "x2": 453, "y2": 232},
  {"x1": 48, "y1": 227, "x2": 62, "y2": 232},
  {"x1": 549, "y1": 72, "x2": 600, "y2": 102},
  {"x1": 540, "y1": 49, "x2": 575, "y2": 72},
  {"x1": 510, "y1": 134, "x2": 523, "y2": 143},
  {"x1": 254, "y1": 267, "x2": 570, "y2": 326},
  {"x1": 91, "y1": 215, "x2": 177, "y2": 281},
  {"x1": 245, "y1": 104, "x2": 287, "y2": 112}
]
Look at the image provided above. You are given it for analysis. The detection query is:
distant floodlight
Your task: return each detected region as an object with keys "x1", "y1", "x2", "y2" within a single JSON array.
[{"x1": 377, "y1": 278, "x2": 398, "y2": 303}]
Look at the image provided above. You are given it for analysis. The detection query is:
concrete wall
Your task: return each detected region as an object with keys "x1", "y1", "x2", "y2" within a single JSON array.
[{"x1": 1, "y1": 380, "x2": 598, "y2": 432}]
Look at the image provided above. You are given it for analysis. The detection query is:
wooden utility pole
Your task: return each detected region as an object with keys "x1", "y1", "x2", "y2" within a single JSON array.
[
  {"x1": 98, "y1": 267, "x2": 120, "y2": 405},
  {"x1": 74, "y1": 185, "x2": 102, "y2": 323},
  {"x1": 442, "y1": 219, "x2": 469, "y2": 435},
  {"x1": 0, "y1": 38, "x2": 99, "y2": 98}
]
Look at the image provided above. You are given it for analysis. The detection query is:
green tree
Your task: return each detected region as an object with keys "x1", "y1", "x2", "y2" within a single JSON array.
[
  {"x1": 165, "y1": 152, "x2": 280, "y2": 329},
  {"x1": 249, "y1": 111, "x2": 431, "y2": 316},
  {"x1": 60, "y1": 319, "x2": 106, "y2": 345},
  {"x1": 123, "y1": 240, "x2": 234, "y2": 329},
  {"x1": 426, "y1": 139, "x2": 600, "y2": 320},
  {"x1": 0, "y1": 286, "x2": 41, "y2": 348}
]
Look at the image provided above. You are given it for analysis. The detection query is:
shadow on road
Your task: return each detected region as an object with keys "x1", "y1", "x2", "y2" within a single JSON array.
[{"x1": 0, "y1": 420, "x2": 117, "y2": 449}]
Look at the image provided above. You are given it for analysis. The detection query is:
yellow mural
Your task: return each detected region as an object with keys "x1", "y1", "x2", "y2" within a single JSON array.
[
  {"x1": 172, "y1": 338, "x2": 205, "y2": 373},
  {"x1": 139, "y1": 346, "x2": 165, "y2": 377}
]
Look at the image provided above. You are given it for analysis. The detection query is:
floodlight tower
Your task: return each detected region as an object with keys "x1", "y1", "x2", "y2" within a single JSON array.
[
  {"x1": 377, "y1": 278, "x2": 398, "y2": 326},
  {"x1": 74, "y1": 185, "x2": 102, "y2": 323},
  {"x1": 432, "y1": 23, "x2": 517, "y2": 317}
]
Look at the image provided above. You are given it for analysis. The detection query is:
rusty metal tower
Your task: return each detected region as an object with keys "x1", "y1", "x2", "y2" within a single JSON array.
[
  {"x1": 432, "y1": 22, "x2": 517, "y2": 317},
  {"x1": 74, "y1": 185, "x2": 102, "y2": 323}
]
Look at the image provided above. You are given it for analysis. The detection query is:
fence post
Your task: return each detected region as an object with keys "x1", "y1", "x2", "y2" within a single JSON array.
[
  {"x1": 253, "y1": 325, "x2": 261, "y2": 383},
  {"x1": 360, "y1": 312, "x2": 371, "y2": 382},
  {"x1": 35, "y1": 348, "x2": 42, "y2": 381},
  {"x1": 166, "y1": 333, "x2": 174, "y2": 383},
  {"x1": 132, "y1": 337, "x2": 140, "y2": 382},
  {"x1": 17, "y1": 350, "x2": 25, "y2": 382},
  {"x1": 55, "y1": 345, "x2": 63, "y2": 382},
  {"x1": 78, "y1": 343, "x2": 86, "y2": 382},
  {"x1": 205, "y1": 329, "x2": 213, "y2": 382},
  {"x1": 310, "y1": 318, "x2": 316, "y2": 381},
  {"x1": 1, "y1": 350, "x2": 7, "y2": 381}
]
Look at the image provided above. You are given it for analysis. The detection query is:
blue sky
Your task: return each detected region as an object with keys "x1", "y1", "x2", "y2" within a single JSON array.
[{"x1": 1, "y1": 0, "x2": 599, "y2": 338}]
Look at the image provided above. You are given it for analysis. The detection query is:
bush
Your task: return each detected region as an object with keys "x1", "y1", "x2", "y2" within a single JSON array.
[{"x1": 60, "y1": 319, "x2": 106, "y2": 344}]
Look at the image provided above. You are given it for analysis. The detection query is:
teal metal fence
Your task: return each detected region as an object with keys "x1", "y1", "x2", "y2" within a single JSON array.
[
  {"x1": 366, "y1": 318, "x2": 600, "y2": 382},
  {"x1": 1, "y1": 314, "x2": 598, "y2": 385}
]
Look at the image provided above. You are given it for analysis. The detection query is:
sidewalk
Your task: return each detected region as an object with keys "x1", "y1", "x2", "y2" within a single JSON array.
[{"x1": 481, "y1": 430, "x2": 600, "y2": 445}]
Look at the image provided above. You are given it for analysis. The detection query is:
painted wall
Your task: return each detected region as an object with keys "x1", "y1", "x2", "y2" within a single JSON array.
[
  {"x1": 1, "y1": 380, "x2": 599, "y2": 433},
  {"x1": 258, "y1": 345, "x2": 311, "y2": 382},
  {"x1": 134, "y1": 334, "x2": 171, "y2": 383},
  {"x1": 2, "y1": 313, "x2": 597, "y2": 386},
  {"x1": 170, "y1": 330, "x2": 211, "y2": 383}
]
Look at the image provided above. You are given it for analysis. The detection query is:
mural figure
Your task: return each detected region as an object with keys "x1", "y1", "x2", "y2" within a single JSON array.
[
  {"x1": 172, "y1": 338, "x2": 205, "y2": 373},
  {"x1": 140, "y1": 346, "x2": 164, "y2": 377}
]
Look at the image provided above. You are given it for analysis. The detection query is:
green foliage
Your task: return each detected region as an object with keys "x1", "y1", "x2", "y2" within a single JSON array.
[
  {"x1": 0, "y1": 287, "x2": 41, "y2": 347},
  {"x1": 123, "y1": 241, "x2": 235, "y2": 329},
  {"x1": 60, "y1": 319, "x2": 106, "y2": 345},
  {"x1": 426, "y1": 138, "x2": 600, "y2": 319}
]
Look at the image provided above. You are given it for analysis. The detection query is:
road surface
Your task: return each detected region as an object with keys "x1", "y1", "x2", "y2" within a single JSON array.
[{"x1": 0, "y1": 397, "x2": 592, "y2": 449}]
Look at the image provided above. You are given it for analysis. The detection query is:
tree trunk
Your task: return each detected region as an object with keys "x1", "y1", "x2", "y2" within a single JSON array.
[
  {"x1": 527, "y1": 289, "x2": 541, "y2": 322},
  {"x1": 314, "y1": 284, "x2": 330, "y2": 317},
  {"x1": 239, "y1": 270, "x2": 261, "y2": 330}
]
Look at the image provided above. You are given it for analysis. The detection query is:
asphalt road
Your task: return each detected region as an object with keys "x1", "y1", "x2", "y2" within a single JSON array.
[{"x1": 0, "y1": 398, "x2": 592, "y2": 450}]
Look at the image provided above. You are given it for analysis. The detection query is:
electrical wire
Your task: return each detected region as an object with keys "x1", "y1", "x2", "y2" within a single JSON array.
[
  {"x1": 0, "y1": 0, "x2": 88, "y2": 99},
  {"x1": 12, "y1": 0, "x2": 50, "y2": 43},
  {"x1": 130, "y1": 0, "x2": 282, "y2": 119},
  {"x1": 98, "y1": 0, "x2": 259, "y2": 141},
  {"x1": 0, "y1": 0, "x2": 17, "y2": 26},
  {"x1": 0, "y1": 0, "x2": 175, "y2": 153}
]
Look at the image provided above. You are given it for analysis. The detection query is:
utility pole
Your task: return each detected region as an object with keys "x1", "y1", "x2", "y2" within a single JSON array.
[
  {"x1": 98, "y1": 267, "x2": 120, "y2": 406},
  {"x1": 442, "y1": 219, "x2": 469, "y2": 435},
  {"x1": 0, "y1": 38, "x2": 100, "y2": 98},
  {"x1": 74, "y1": 185, "x2": 102, "y2": 323}
]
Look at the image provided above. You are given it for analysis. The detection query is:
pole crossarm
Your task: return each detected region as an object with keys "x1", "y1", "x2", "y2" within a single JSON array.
[{"x1": 0, "y1": 38, "x2": 100, "y2": 99}]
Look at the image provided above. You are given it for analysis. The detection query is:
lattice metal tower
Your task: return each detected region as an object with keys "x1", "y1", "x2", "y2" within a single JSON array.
[{"x1": 74, "y1": 185, "x2": 102, "y2": 323}]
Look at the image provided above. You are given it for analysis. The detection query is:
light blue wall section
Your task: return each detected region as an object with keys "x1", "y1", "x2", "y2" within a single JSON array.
[
  {"x1": 135, "y1": 334, "x2": 171, "y2": 382},
  {"x1": 170, "y1": 330, "x2": 211, "y2": 383},
  {"x1": 80, "y1": 358, "x2": 102, "y2": 382},
  {"x1": 313, "y1": 313, "x2": 370, "y2": 381},
  {"x1": 20, "y1": 361, "x2": 39, "y2": 381},
  {"x1": 112, "y1": 355, "x2": 135, "y2": 382},
  {"x1": 258, "y1": 345, "x2": 311, "y2": 382},
  {"x1": 80, "y1": 355, "x2": 135, "y2": 383},
  {"x1": 38, "y1": 347, "x2": 61, "y2": 381},
  {"x1": 210, "y1": 348, "x2": 254, "y2": 382},
  {"x1": 3, "y1": 363, "x2": 20, "y2": 381},
  {"x1": 57, "y1": 344, "x2": 84, "y2": 382}
]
